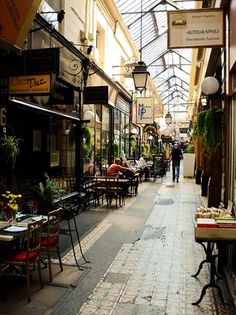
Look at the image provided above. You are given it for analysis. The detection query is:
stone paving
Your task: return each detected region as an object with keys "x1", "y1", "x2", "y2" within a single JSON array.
[{"x1": 62, "y1": 176, "x2": 233, "y2": 315}]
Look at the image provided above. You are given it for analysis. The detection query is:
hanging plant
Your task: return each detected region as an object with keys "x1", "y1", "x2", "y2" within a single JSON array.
[
  {"x1": 204, "y1": 107, "x2": 223, "y2": 156},
  {"x1": 0, "y1": 135, "x2": 22, "y2": 169},
  {"x1": 192, "y1": 110, "x2": 207, "y2": 139},
  {"x1": 193, "y1": 107, "x2": 223, "y2": 157}
]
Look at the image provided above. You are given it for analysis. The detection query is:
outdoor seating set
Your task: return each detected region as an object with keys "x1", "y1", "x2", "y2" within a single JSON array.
[
  {"x1": 0, "y1": 208, "x2": 63, "y2": 303},
  {"x1": 82, "y1": 174, "x2": 140, "y2": 209}
]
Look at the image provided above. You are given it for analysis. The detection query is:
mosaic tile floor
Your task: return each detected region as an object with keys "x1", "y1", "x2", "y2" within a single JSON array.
[{"x1": 68, "y1": 179, "x2": 233, "y2": 315}]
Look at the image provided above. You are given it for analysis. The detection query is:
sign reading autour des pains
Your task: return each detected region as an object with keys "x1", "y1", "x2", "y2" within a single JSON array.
[
  {"x1": 168, "y1": 9, "x2": 225, "y2": 49},
  {"x1": 9, "y1": 74, "x2": 52, "y2": 95},
  {"x1": 0, "y1": 0, "x2": 42, "y2": 48}
]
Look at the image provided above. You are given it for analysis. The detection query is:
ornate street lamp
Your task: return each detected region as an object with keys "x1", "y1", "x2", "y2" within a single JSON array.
[
  {"x1": 132, "y1": 0, "x2": 150, "y2": 92},
  {"x1": 165, "y1": 111, "x2": 172, "y2": 125},
  {"x1": 132, "y1": 61, "x2": 150, "y2": 92}
]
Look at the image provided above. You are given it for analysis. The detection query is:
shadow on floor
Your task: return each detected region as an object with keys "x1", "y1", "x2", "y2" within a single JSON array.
[{"x1": 0, "y1": 263, "x2": 90, "y2": 315}]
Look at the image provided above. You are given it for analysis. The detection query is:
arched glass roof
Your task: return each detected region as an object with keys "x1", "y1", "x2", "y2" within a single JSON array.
[{"x1": 114, "y1": 0, "x2": 200, "y2": 118}]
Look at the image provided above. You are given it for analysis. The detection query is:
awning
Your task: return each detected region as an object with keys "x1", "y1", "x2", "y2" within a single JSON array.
[{"x1": 9, "y1": 97, "x2": 80, "y2": 122}]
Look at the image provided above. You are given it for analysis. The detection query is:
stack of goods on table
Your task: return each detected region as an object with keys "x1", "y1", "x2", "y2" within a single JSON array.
[{"x1": 195, "y1": 207, "x2": 236, "y2": 228}]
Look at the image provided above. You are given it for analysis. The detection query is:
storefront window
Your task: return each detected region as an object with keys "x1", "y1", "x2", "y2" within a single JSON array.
[
  {"x1": 101, "y1": 106, "x2": 109, "y2": 170},
  {"x1": 50, "y1": 118, "x2": 75, "y2": 177},
  {"x1": 114, "y1": 109, "x2": 130, "y2": 159}
]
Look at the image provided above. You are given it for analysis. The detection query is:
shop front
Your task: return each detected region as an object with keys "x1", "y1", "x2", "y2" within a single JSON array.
[
  {"x1": 0, "y1": 15, "x2": 88, "y2": 192},
  {"x1": 82, "y1": 64, "x2": 132, "y2": 176}
]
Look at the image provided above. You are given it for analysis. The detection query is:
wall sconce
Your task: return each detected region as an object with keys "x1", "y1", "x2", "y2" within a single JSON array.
[
  {"x1": 70, "y1": 42, "x2": 93, "y2": 55},
  {"x1": 131, "y1": 127, "x2": 139, "y2": 135},
  {"x1": 201, "y1": 95, "x2": 208, "y2": 107},
  {"x1": 165, "y1": 111, "x2": 172, "y2": 125},
  {"x1": 40, "y1": 10, "x2": 65, "y2": 23},
  {"x1": 201, "y1": 76, "x2": 219, "y2": 95}
]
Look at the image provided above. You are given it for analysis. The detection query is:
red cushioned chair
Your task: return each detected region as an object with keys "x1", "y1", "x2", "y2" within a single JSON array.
[
  {"x1": 40, "y1": 208, "x2": 63, "y2": 282},
  {"x1": 0, "y1": 219, "x2": 44, "y2": 303}
]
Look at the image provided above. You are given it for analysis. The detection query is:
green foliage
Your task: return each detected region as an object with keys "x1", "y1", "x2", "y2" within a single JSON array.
[
  {"x1": 32, "y1": 174, "x2": 59, "y2": 214},
  {"x1": 193, "y1": 107, "x2": 223, "y2": 157},
  {"x1": 0, "y1": 135, "x2": 22, "y2": 168},
  {"x1": 185, "y1": 143, "x2": 194, "y2": 153},
  {"x1": 112, "y1": 143, "x2": 119, "y2": 158},
  {"x1": 130, "y1": 137, "x2": 137, "y2": 149},
  {"x1": 193, "y1": 110, "x2": 207, "y2": 139},
  {"x1": 82, "y1": 127, "x2": 93, "y2": 159}
]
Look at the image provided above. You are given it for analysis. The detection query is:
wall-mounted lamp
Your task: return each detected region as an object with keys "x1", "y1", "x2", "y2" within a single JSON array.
[
  {"x1": 131, "y1": 127, "x2": 139, "y2": 135},
  {"x1": 40, "y1": 10, "x2": 65, "y2": 23},
  {"x1": 70, "y1": 42, "x2": 93, "y2": 55},
  {"x1": 201, "y1": 95, "x2": 208, "y2": 107},
  {"x1": 165, "y1": 111, "x2": 172, "y2": 125},
  {"x1": 201, "y1": 76, "x2": 219, "y2": 95}
]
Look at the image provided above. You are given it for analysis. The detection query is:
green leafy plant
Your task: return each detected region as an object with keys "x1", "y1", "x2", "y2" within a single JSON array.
[
  {"x1": 32, "y1": 174, "x2": 59, "y2": 214},
  {"x1": 193, "y1": 107, "x2": 223, "y2": 157},
  {"x1": 112, "y1": 143, "x2": 119, "y2": 158},
  {"x1": 185, "y1": 143, "x2": 194, "y2": 153},
  {"x1": 0, "y1": 135, "x2": 22, "y2": 168}
]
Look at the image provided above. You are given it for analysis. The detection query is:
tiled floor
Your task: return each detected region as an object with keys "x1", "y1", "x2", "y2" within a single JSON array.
[{"x1": 63, "y1": 174, "x2": 234, "y2": 315}]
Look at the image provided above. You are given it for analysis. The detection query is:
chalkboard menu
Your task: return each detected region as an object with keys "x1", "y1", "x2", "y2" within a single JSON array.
[{"x1": 153, "y1": 156, "x2": 164, "y2": 177}]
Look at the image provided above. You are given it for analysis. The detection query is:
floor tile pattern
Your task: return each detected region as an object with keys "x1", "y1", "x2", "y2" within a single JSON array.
[
  {"x1": 62, "y1": 220, "x2": 112, "y2": 265},
  {"x1": 77, "y1": 179, "x2": 232, "y2": 315}
]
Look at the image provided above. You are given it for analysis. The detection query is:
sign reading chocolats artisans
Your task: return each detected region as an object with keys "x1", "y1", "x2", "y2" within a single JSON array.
[{"x1": 168, "y1": 9, "x2": 225, "y2": 49}]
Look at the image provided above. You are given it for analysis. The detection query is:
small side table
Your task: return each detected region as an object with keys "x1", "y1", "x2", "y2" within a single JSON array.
[
  {"x1": 192, "y1": 225, "x2": 236, "y2": 305},
  {"x1": 191, "y1": 240, "x2": 224, "y2": 305}
]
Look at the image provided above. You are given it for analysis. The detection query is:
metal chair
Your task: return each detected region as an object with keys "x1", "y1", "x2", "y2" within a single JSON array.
[
  {"x1": 40, "y1": 208, "x2": 63, "y2": 282},
  {"x1": 0, "y1": 219, "x2": 44, "y2": 303}
]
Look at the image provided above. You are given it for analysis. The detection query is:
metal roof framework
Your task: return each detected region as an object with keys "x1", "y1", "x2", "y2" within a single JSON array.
[{"x1": 114, "y1": 0, "x2": 199, "y2": 116}]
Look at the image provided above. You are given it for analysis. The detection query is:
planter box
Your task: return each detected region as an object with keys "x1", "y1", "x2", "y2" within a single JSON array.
[{"x1": 183, "y1": 153, "x2": 195, "y2": 177}]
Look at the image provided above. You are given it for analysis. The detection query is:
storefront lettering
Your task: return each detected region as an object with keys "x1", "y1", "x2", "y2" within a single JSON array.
[
  {"x1": 10, "y1": 77, "x2": 47, "y2": 89},
  {"x1": 186, "y1": 29, "x2": 219, "y2": 35}
]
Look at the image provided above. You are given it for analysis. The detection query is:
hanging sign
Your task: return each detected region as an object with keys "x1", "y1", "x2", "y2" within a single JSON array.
[
  {"x1": 9, "y1": 74, "x2": 51, "y2": 95},
  {"x1": 136, "y1": 97, "x2": 153, "y2": 124},
  {"x1": 168, "y1": 9, "x2": 225, "y2": 49}
]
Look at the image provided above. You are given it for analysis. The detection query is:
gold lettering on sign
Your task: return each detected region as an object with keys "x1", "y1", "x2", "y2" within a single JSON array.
[{"x1": 9, "y1": 74, "x2": 51, "y2": 95}]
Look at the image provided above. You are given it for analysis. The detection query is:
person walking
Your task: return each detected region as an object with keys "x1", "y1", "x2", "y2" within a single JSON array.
[{"x1": 170, "y1": 143, "x2": 183, "y2": 182}]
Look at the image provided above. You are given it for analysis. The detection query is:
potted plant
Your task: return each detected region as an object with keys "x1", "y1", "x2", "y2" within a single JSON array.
[
  {"x1": 0, "y1": 135, "x2": 21, "y2": 169},
  {"x1": 193, "y1": 107, "x2": 223, "y2": 157},
  {"x1": 32, "y1": 173, "x2": 59, "y2": 215}
]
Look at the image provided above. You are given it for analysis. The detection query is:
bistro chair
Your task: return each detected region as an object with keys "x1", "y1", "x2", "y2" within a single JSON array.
[
  {"x1": 0, "y1": 219, "x2": 44, "y2": 303},
  {"x1": 105, "y1": 176, "x2": 125, "y2": 208},
  {"x1": 40, "y1": 208, "x2": 63, "y2": 282}
]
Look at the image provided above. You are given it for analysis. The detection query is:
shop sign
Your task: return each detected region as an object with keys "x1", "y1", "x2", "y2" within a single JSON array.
[
  {"x1": 22, "y1": 48, "x2": 60, "y2": 75},
  {"x1": 49, "y1": 81, "x2": 75, "y2": 105},
  {"x1": 83, "y1": 86, "x2": 108, "y2": 104},
  {"x1": 168, "y1": 9, "x2": 225, "y2": 49},
  {"x1": 136, "y1": 97, "x2": 153, "y2": 124},
  {"x1": 9, "y1": 74, "x2": 51, "y2": 95}
]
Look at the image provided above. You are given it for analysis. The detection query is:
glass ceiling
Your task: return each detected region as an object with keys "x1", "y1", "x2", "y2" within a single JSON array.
[{"x1": 114, "y1": 0, "x2": 201, "y2": 119}]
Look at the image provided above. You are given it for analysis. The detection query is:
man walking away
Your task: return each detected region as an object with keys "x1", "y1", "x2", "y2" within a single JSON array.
[{"x1": 170, "y1": 143, "x2": 183, "y2": 183}]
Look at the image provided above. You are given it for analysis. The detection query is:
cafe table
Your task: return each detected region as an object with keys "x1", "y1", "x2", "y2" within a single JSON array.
[
  {"x1": 192, "y1": 221, "x2": 236, "y2": 306},
  {"x1": 0, "y1": 214, "x2": 47, "y2": 242}
]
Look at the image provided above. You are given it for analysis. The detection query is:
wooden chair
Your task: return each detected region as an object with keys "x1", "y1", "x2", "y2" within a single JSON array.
[
  {"x1": 0, "y1": 219, "x2": 44, "y2": 303},
  {"x1": 105, "y1": 177, "x2": 125, "y2": 208},
  {"x1": 40, "y1": 208, "x2": 63, "y2": 282}
]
